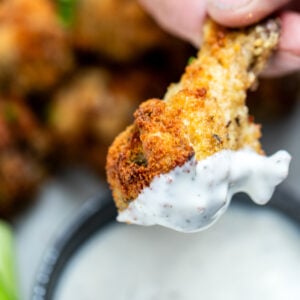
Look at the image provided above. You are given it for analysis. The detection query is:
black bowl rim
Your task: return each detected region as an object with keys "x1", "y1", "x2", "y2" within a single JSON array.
[
  {"x1": 32, "y1": 187, "x2": 117, "y2": 300},
  {"x1": 32, "y1": 187, "x2": 300, "y2": 300}
]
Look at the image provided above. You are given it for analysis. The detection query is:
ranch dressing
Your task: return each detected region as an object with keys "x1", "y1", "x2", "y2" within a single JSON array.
[
  {"x1": 118, "y1": 148, "x2": 291, "y2": 232},
  {"x1": 55, "y1": 204, "x2": 300, "y2": 300}
]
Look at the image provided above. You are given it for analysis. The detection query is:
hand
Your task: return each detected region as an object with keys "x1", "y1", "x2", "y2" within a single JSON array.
[{"x1": 139, "y1": 0, "x2": 300, "y2": 76}]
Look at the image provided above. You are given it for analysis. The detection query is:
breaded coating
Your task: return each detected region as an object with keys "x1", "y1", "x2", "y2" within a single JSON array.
[
  {"x1": 72, "y1": 0, "x2": 176, "y2": 62},
  {"x1": 106, "y1": 18, "x2": 280, "y2": 211},
  {"x1": 0, "y1": 0, "x2": 73, "y2": 95}
]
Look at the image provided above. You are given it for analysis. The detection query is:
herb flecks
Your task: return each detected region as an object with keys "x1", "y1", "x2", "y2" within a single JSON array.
[
  {"x1": 131, "y1": 152, "x2": 148, "y2": 166},
  {"x1": 187, "y1": 56, "x2": 196, "y2": 65},
  {"x1": 57, "y1": 0, "x2": 78, "y2": 27},
  {"x1": 212, "y1": 134, "x2": 222, "y2": 144}
]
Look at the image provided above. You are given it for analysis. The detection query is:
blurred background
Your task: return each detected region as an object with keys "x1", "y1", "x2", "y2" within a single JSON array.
[{"x1": 0, "y1": 0, "x2": 299, "y2": 299}]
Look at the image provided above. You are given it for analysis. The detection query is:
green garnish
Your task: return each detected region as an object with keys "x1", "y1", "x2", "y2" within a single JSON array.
[
  {"x1": 57, "y1": 0, "x2": 78, "y2": 27},
  {"x1": 0, "y1": 220, "x2": 18, "y2": 300},
  {"x1": 187, "y1": 56, "x2": 196, "y2": 65}
]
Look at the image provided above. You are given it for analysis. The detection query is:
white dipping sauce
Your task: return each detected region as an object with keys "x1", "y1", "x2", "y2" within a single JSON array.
[
  {"x1": 55, "y1": 204, "x2": 300, "y2": 300},
  {"x1": 118, "y1": 149, "x2": 291, "y2": 232}
]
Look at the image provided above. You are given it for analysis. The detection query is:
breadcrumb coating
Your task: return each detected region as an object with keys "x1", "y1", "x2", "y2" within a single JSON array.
[{"x1": 106, "y1": 18, "x2": 280, "y2": 211}]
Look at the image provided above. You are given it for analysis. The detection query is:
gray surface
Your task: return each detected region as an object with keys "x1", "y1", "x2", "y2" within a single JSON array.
[
  {"x1": 262, "y1": 100, "x2": 300, "y2": 195},
  {"x1": 14, "y1": 100, "x2": 300, "y2": 300}
]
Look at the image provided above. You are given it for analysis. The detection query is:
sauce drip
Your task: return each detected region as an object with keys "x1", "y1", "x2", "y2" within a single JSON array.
[{"x1": 118, "y1": 149, "x2": 291, "y2": 232}]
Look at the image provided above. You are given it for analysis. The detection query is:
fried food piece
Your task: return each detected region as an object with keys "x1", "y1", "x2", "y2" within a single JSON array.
[
  {"x1": 0, "y1": 97, "x2": 48, "y2": 218},
  {"x1": 48, "y1": 67, "x2": 169, "y2": 171},
  {"x1": 0, "y1": 0, "x2": 73, "y2": 95},
  {"x1": 49, "y1": 68, "x2": 143, "y2": 146},
  {"x1": 72, "y1": 0, "x2": 176, "y2": 62},
  {"x1": 0, "y1": 150, "x2": 45, "y2": 219},
  {"x1": 0, "y1": 97, "x2": 52, "y2": 159},
  {"x1": 107, "y1": 18, "x2": 280, "y2": 211}
]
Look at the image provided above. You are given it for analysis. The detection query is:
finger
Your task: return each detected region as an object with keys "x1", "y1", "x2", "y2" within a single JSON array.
[
  {"x1": 263, "y1": 51, "x2": 300, "y2": 76},
  {"x1": 138, "y1": 0, "x2": 207, "y2": 46},
  {"x1": 263, "y1": 11, "x2": 300, "y2": 76},
  {"x1": 279, "y1": 11, "x2": 300, "y2": 56},
  {"x1": 208, "y1": 0, "x2": 290, "y2": 27}
]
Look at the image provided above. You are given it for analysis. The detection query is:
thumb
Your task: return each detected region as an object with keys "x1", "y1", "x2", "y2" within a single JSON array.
[{"x1": 207, "y1": 0, "x2": 290, "y2": 27}]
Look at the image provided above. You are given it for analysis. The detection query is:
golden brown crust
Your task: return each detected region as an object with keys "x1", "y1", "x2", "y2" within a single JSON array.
[
  {"x1": 107, "y1": 99, "x2": 194, "y2": 210},
  {"x1": 106, "y1": 18, "x2": 280, "y2": 211}
]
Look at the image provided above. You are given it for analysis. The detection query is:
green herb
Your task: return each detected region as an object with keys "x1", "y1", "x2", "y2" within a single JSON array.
[
  {"x1": 0, "y1": 220, "x2": 18, "y2": 300},
  {"x1": 132, "y1": 152, "x2": 148, "y2": 166},
  {"x1": 187, "y1": 56, "x2": 196, "y2": 65},
  {"x1": 57, "y1": 0, "x2": 78, "y2": 27}
]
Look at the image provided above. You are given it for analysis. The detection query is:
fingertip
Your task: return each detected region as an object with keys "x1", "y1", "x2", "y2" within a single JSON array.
[
  {"x1": 262, "y1": 51, "x2": 300, "y2": 76},
  {"x1": 263, "y1": 11, "x2": 300, "y2": 76},
  {"x1": 208, "y1": 0, "x2": 258, "y2": 27},
  {"x1": 279, "y1": 11, "x2": 300, "y2": 56},
  {"x1": 207, "y1": 0, "x2": 290, "y2": 27}
]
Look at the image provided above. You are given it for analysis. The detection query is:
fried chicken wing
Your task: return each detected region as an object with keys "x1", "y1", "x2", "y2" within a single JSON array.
[
  {"x1": 72, "y1": 0, "x2": 180, "y2": 62},
  {"x1": 0, "y1": 0, "x2": 73, "y2": 95},
  {"x1": 0, "y1": 97, "x2": 48, "y2": 218},
  {"x1": 106, "y1": 19, "x2": 291, "y2": 232}
]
